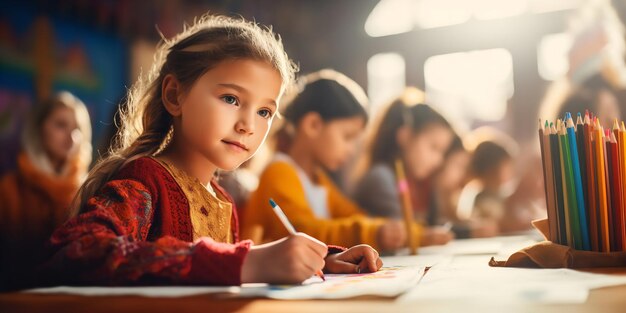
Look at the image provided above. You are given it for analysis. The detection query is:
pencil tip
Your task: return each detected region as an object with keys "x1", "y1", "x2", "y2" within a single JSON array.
[{"x1": 269, "y1": 198, "x2": 277, "y2": 208}]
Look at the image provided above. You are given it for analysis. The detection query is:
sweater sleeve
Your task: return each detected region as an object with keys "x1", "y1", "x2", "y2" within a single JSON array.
[
  {"x1": 256, "y1": 162, "x2": 386, "y2": 251},
  {"x1": 354, "y1": 164, "x2": 403, "y2": 218},
  {"x1": 40, "y1": 179, "x2": 251, "y2": 286}
]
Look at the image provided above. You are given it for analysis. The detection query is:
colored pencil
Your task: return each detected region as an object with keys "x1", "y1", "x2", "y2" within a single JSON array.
[
  {"x1": 550, "y1": 123, "x2": 568, "y2": 245},
  {"x1": 395, "y1": 159, "x2": 417, "y2": 255},
  {"x1": 566, "y1": 113, "x2": 590, "y2": 250},
  {"x1": 608, "y1": 130, "x2": 624, "y2": 251},
  {"x1": 605, "y1": 130, "x2": 617, "y2": 251},
  {"x1": 583, "y1": 113, "x2": 599, "y2": 251},
  {"x1": 558, "y1": 121, "x2": 574, "y2": 247},
  {"x1": 540, "y1": 119, "x2": 558, "y2": 242},
  {"x1": 595, "y1": 120, "x2": 611, "y2": 252},
  {"x1": 621, "y1": 122, "x2": 626, "y2": 249}
]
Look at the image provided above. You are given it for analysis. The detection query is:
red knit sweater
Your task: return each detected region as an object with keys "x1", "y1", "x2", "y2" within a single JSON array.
[{"x1": 40, "y1": 157, "x2": 251, "y2": 286}]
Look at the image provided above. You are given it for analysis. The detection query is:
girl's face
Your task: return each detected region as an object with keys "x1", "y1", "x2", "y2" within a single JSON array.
[
  {"x1": 41, "y1": 106, "x2": 81, "y2": 164},
  {"x1": 403, "y1": 124, "x2": 453, "y2": 180},
  {"x1": 176, "y1": 59, "x2": 282, "y2": 171},
  {"x1": 313, "y1": 116, "x2": 366, "y2": 171}
]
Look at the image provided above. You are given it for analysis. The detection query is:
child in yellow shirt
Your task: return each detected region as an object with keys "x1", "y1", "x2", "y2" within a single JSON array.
[{"x1": 243, "y1": 70, "x2": 421, "y2": 253}]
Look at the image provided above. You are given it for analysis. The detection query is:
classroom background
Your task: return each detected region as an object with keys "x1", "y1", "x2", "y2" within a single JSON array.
[
  {"x1": 3, "y1": 0, "x2": 626, "y2": 239},
  {"x1": 2, "y1": 0, "x2": 625, "y2": 175}
]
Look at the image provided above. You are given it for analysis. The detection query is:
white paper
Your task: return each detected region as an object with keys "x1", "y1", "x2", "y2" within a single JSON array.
[
  {"x1": 24, "y1": 286, "x2": 239, "y2": 297},
  {"x1": 237, "y1": 265, "x2": 425, "y2": 299},
  {"x1": 24, "y1": 266, "x2": 425, "y2": 300},
  {"x1": 398, "y1": 255, "x2": 626, "y2": 304}
]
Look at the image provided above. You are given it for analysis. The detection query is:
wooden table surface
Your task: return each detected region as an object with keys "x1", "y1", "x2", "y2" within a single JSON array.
[
  {"x1": 2, "y1": 268, "x2": 625, "y2": 313},
  {"x1": 1, "y1": 283, "x2": 626, "y2": 313},
  {"x1": 3, "y1": 235, "x2": 626, "y2": 313}
]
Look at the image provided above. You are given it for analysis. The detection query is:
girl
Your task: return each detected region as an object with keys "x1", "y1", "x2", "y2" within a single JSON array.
[
  {"x1": 353, "y1": 95, "x2": 454, "y2": 245},
  {"x1": 0, "y1": 91, "x2": 92, "y2": 289},
  {"x1": 242, "y1": 70, "x2": 420, "y2": 254},
  {"x1": 37, "y1": 16, "x2": 381, "y2": 289}
]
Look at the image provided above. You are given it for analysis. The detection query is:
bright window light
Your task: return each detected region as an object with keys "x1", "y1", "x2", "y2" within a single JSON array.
[
  {"x1": 414, "y1": 0, "x2": 472, "y2": 29},
  {"x1": 424, "y1": 49, "x2": 514, "y2": 126},
  {"x1": 472, "y1": 0, "x2": 528, "y2": 20},
  {"x1": 529, "y1": 0, "x2": 583, "y2": 14},
  {"x1": 365, "y1": 0, "x2": 414, "y2": 37},
  {"x1": 367, "y1": 53, "x2": 406, "y2": 116},
  {"x1": 365, "y1": 0, "x2": 580, "y2": 36},
  {"x1": 537, "y1": 33, "x2": 573, "y2": 81}
]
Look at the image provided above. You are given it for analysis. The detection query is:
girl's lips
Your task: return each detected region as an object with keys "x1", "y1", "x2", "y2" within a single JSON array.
[{"x1": 222, "y1": 140, "x2": 249, "y2": 151}]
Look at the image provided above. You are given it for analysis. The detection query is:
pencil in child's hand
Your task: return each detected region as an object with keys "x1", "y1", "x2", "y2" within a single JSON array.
[
  {"x1": 268, "y1": 198, "x2": 325, "y2": 281},
  {"x1": 269, "y1": 198, "x2": 297, "y2": 234}
]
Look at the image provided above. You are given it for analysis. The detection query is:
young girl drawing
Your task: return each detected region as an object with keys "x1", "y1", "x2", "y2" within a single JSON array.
[{"x1": 38, "y1": 15, "x2": 381, "y2": 288}]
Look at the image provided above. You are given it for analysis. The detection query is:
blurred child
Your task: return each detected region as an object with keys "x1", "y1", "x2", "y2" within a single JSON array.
[
  {"x1": 541, "y1": 74, "x2": 621, "y2": 128},
  {"x1": 465, "y1": 140, "x2": 515, "y2": 228},
  {"x1": 0, "y1": 91, "x2": 92, "y2": 289},
  {"x1": 430, "y1": 135, "x2": 498, "y2": 238},
  {"x1": 458, "y1": 128, "x2": 542, "y2": 234},
  {"x1": 242, "y1": 69, "x2": 425, "y2": 254},
  {"x1": 353, "y1": 95, "x2": 454, "y2": 245},
  {"x1": 36, "y1": 16, "x2": 381, "y2": 289}
]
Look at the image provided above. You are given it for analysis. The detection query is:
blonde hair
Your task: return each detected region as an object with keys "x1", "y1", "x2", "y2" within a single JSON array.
[
  {"x1": 22, "y1": 91, "x2": 92, "y2": 178},
  {"x1": 71, "y1": 15, "x2": 297, "y2": 215}
]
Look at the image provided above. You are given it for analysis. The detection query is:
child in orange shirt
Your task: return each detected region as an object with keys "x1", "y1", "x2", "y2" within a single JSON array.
[
  {"x1": 243, "y1": 70, "x2": 429, "y2": 253},
  {"x1": 35, "y1": 16, "x2": 381, "y2": 289},
  {"x1": 0, "y1": 92, "x2": 92, "y2": 290}
]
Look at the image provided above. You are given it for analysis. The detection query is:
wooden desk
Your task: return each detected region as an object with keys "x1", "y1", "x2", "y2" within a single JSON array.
[
  {"x1": 3, "y1": 235, "x2": 626, "y2": 313},
  {"x1": 2, "y1": 269, "x2": 626, "y2": 313}
]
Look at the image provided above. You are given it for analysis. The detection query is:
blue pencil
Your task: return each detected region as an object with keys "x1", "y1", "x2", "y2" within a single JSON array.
[{"x1": 566, "y1": 113, "x2": 591, "y2": 250}]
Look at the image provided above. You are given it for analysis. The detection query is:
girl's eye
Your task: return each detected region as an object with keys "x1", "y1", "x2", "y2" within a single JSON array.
[
  {"x1": 258, "y1": 109, "x2": 273, "y2": 119},
  {"x1": 221, "y1": 95, "x2": 239, "y2": 106}
]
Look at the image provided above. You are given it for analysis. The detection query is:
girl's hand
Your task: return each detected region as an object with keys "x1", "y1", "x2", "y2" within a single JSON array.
[
  {"x1": 241, "y1": 233, "x2": 327, "y2": 284},
  {"x1": 323, "y1": 244, "x2": 383, "y2": 274},
  {"x1": 421, "y1": 226, "x2": 454, "y2": 246},
  {"x1": 377, "y1": 219, "x2": 407, "y2": 252}
]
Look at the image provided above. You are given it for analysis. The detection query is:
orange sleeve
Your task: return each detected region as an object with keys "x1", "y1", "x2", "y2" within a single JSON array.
[
  {"x1": 321, "y1": 171, "x2": 424, "y2": 249},
  {"x1": 0, "y1": 173, "x2": 20, "y2": 237},
  {"x1": 242, "y1": 162, "x2": 386, "y2": 251},
  {"x1": 319, "y1": 171, "x2": 366, "y2": 218}
]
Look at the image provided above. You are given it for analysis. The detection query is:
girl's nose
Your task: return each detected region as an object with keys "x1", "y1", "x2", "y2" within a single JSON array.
[{"x1": 235, "y1": 110, "x2": 255, "y2": 134}]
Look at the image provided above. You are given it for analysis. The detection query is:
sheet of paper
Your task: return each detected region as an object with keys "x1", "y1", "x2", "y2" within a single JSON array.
[
  {"x1": 393, "y1": 235, "x2": 537, "y2": 258},
  {"x1": 25, "y1": 266, "x2": 425, "y2": 300},
  {"x1": 238, "y1": 265, "x2": 425, "y2": 300},
  {"x1": 381, "y1": 253, "x2": 449, "y2": 268},
  {"x1": 398, "y1": 255, "x2": 626, "y2": 304},
  {"x1": 24, "y1": 286, "x2": 239, "y2": 297}
]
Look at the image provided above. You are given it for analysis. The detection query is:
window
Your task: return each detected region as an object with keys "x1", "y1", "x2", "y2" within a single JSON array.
[
  {"x1": 424, "y1": 48, "x2": 514, "y2": 127},
  {"x1": 537, "y1": 33, "x2": 573, "y2": 81},
  {"x1": 367, "y1": 53, "x2": 406, "y2": 116}
]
